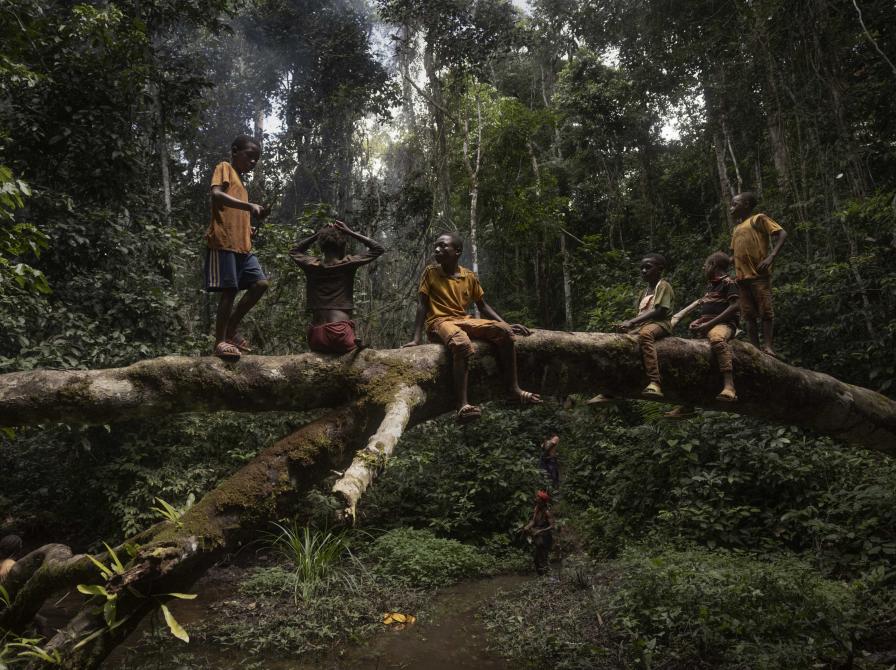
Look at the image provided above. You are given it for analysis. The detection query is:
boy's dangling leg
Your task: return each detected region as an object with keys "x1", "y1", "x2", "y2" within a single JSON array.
[
  {"x1": 639, "y1": 323, "x2": 665, "y2": 396},
  {"x1": 474, "y1": 321, "x2": 541, "y2": 404},
  {"x1": 215, "y1": 289, "x2": 238, "y2": 345},
  {"x1": 225, "y1": 279, "x2": 269, "y2": 341}
]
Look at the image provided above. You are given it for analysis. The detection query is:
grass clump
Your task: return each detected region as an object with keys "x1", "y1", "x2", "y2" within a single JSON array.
[
  {"x1": 265, "y1": 522, "x2": 354, "y2": 601},
  {"x1": 368, "y1": 527, "x2": 494, "y2": 588}
]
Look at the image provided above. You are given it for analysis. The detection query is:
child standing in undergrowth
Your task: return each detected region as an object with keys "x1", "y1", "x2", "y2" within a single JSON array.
[
  {"x1": 588, "y1": 253, "x2": 675, "y2": 403},
  {"x1": 403, "y1": 232, "x2": 541, "y2": 424},
  {"x1": 729, "y1": 191, "x2": 787, "y2": 358},
  {"x1": 524, "y1": 490, "x2": 554, "y2": 576},
  {"x1": 665, "y1": 252, "x2": 740, "y2": 420},
  {"x1": 204, "y1": 135, "x2": 271, "y2": 361},
  {"x1": 289, "y1": 219, "x2": 385, "y2": 354}
]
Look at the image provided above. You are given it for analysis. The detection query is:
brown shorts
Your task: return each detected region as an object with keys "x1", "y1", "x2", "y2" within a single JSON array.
[
  {"x1": 428, "y1": 317, "x2": 514, "y2": 359},
  {"x1": 738, "y1": 277, "x2": 774, "y2": 321}
]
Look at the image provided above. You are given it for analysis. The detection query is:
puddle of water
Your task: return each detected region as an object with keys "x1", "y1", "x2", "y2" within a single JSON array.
[
  {"x1": 104, "y1": 574, "x2": 531, "y2": 669},
  {"x1": 311, "y1": 575, "x2": 530, "y2": 670}
]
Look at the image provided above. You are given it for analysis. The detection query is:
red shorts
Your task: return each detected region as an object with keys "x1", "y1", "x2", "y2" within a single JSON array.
[{"x1": 308, "y1": 320, "x2": 357, "y2": 354}]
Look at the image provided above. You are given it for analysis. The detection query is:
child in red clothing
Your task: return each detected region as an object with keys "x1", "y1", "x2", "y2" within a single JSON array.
[{"x1": 290, "y1": 220, "x2": 384, "y2": 354}]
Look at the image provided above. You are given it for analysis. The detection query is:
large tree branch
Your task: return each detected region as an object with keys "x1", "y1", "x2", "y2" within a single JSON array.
[
  {"x1": 1, "y1": 331, "x2": 894, "y2": 453},
  {"x1": 332, "y1": 384, "x2": 425, "y2": 521},
  {"x1": 0, "y1": 404, "x2": 378, "y2": 670}
]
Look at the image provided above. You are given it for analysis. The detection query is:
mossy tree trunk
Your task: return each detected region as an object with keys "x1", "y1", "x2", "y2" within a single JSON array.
[
  {"x1": 2, "y1": 331, "x2": 895, "y2": 452},
  {"x1": 3, "y1": 331, "x2": 896, "y2": 669}
]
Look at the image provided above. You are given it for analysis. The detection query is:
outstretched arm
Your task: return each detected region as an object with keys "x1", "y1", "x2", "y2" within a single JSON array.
[
  {"x1": 619, "y1": 305, "x2": 670, "y2": 332},
  {"x1": 402, "y1": 293, "x2": 430, "y2": 347},
  {"x1": 476, "y1": 299, "x2": 531, "y2": 336}
]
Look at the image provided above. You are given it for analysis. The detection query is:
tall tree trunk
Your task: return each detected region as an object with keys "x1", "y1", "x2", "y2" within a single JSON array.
[{"x1": 423, "y1": 39, "x2": 451, "y2": 226}]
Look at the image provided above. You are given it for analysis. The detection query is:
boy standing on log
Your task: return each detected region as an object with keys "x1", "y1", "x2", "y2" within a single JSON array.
[
  {"x1": 403, "y1": 233, "x2": 541, "y2": 424},
  {"x1": 290, "y1": 220, "x2": 385, "y2": 354},
  {"x1": 205, "y1": 135, "x2": 271, "y2": 361},
  {"x1": 589, "y1": 253, "x2": 675, "y2": 403},
  {"x1": 730, "y1": 192, "x2": 787, "y2": 357},
  {"x1": 664, "y1": 251, "x2": 740, "y2": 419}
]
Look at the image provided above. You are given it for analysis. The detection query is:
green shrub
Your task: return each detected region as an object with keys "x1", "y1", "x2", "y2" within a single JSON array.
[
  {"x1": 367, "y1": 528, "x2": 493, "y2": 587},
  {"x1": 360, "y1": 406, "x2": 547, "y2": 540},
  {"x1": 613, "y1": 548, "x2": 859, "y2": 669}
]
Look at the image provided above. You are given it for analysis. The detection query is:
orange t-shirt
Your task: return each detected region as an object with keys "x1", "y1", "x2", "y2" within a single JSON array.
[
  {"x1": 418, "y1": 265, "x2": 484, "y2": 328},
  {"x1": 205, "y1": 161, "x2": 252, "y2": 253},
  {"x1": 731, "y1": 213, "x2": 783, "y2": 280}
]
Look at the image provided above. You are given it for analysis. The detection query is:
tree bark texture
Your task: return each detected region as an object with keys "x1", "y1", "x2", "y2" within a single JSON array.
[{"x1": 2, "y1": 331, "x2": 895, "y2": 454}]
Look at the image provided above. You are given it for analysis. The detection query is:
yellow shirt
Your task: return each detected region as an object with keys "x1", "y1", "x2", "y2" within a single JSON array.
[
  {"x1": 419, "y1": 265, "x2": 484, "y2": 328},
  {"x1": 731, "y1": 213, "x2": 783, "y2": 280},
  {"x1": 636, "y1": 279, "x2": 675, "y2": 333},
  {"x1": 205, "y1": 161, "x2": 252, "y2": 253}
]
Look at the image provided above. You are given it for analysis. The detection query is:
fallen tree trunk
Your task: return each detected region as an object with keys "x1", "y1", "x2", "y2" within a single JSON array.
[
  {"x1": 11, "y1": 404, "x2": 371, "y2": 670},
  {"x1": 4, "y1": 331, "x2": 896, "y2": 669},
  {"x1": 1, "y1": 331, "x2": 895, "y2": 453}
]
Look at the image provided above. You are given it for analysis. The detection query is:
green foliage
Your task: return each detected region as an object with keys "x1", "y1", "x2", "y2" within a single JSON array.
[
  {"x1": 367, "y1": 528, "x2": 493, "y2": 588},
  {"x1": 0, "y1": 412, "x2": 310, "y2": 544},
  {"x1": 486, "y1": 549, "x2": 873, "y2": 670},
  {"x1": 613, "y1": 548, "x2": 859, "y2": 669},
  {"x1": 361, "y1": 406, "x2": 547, "y2": 539}
]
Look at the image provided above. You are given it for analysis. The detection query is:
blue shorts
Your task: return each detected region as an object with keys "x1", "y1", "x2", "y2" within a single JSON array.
[{"x1": 204, "y1": 249, "x2": 267, "y2": 292}]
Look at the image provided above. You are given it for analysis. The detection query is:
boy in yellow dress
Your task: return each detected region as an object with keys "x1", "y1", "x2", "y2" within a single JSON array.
[{"x1": 403, "y1": 233, "x2": 541, "y2": 423}]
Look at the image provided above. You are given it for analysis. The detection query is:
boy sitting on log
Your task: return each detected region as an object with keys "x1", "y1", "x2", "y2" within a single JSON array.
[
  {"x1": 290, "y1": 220, "x2": 385, "y2": 354},
  {"x1": 588, "y1": 253, "x2": 675, "y2": 403},
  {"x1": 403, "y1": 233, "x2": 541, "y2": 423},
  {"x1": 665, "y1": 251, "x2": 740, "y2": 419}
]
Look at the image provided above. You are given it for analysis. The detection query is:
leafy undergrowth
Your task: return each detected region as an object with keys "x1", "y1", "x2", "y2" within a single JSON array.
[{"x1": 486, "y1": 548, "x2": 896, "y2": 670}]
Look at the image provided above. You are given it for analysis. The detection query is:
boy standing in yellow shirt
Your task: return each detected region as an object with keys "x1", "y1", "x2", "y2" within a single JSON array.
[
  {"x1": 204, "y1": 135, "x2": 271, "y2": 361},
  {"x1": 403, "y1": 233, "x2": 541, "y2": 423},
  {"x1": 730, "y1": 192, "x2": 787, "y2": 357}
]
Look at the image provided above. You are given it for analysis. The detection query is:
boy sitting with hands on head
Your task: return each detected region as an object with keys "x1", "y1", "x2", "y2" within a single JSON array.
[
  {"x1": 290, "y1": 219, "x2": 384, "y2": 354},
  {"x1": 403, "y1": 233, "x2": 541, "y2": 424}
]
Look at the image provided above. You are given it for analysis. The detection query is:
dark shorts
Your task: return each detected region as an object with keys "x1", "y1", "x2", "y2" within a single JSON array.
[
  {"x1": 308, "y1": 320, "x2": 357, "y2": 354},
  {"x1": 205, "y1": 249, "x2": 266, "y2": 292}
]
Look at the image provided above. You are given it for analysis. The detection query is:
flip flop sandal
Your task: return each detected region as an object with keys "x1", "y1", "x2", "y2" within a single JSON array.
[
  {"x1": 715, "y1": 391, "x2": 738, "y2": 403},
  {"x1": 227, "y1": 334, "x2": 253, "y2": 353},
  {"x1": 642, "y1": 383, "x2": 664, "y2": 398},
  {"x1": 517, "y1": 390, "x2": 542, "y2": 405},
  {"x1": 214, "y1": 341, "x2": 241, "y2": 362},
  {"x1": 456, "y1": 404, "x2": 482, "y2": 424}
]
